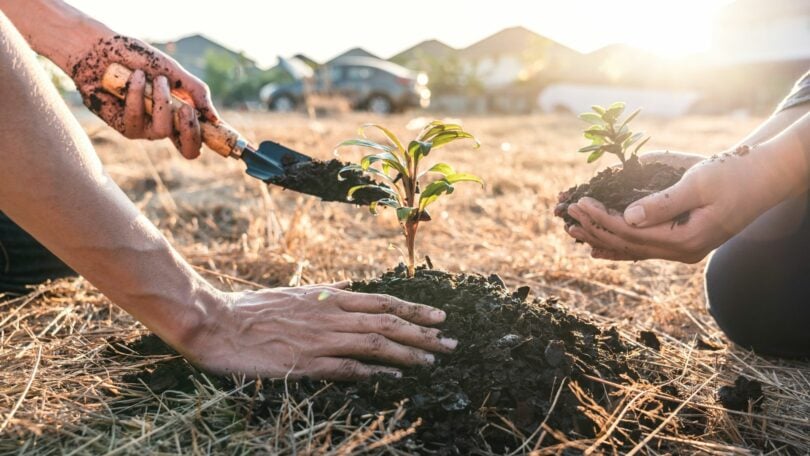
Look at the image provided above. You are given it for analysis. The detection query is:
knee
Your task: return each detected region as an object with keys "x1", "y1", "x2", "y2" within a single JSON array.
[{"x1": 704, "y1": 250, "x2": 755, "y2": 349}]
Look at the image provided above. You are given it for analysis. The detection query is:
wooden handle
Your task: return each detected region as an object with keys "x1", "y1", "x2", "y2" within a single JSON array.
[{"x1": 101, "y1": 63, "x2": 244, "y2": 158}]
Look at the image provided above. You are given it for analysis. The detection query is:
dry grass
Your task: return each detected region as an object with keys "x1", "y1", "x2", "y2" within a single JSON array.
[{"x1": 1, "y1": 112, "x2": 808, "y2": 454}]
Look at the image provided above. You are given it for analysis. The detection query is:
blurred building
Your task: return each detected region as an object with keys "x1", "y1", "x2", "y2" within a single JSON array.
[
  {"x1": 701, "y1": 0, "x2": 810, "y2": 113},
  {"x1": 152, "y1": 34, "x2": 259, "y2": 80}
]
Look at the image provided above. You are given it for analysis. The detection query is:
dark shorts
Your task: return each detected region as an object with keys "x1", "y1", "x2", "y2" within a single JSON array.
[{"x1": 0, "y1": 212, "x2": 75, "y2": 295}]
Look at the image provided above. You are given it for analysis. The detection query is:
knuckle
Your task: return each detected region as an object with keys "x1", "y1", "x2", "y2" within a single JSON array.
[
  {"x1": 376, "y1": 314, "x2": 400, "y2": 332},
  {"x1": 365, "y1": 334, "x2": 387, "y2": 353}
]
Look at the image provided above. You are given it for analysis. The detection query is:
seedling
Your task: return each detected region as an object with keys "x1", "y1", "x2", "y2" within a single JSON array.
[
  {"x1": 577, "y1": 102, "x2": 650, "y2": 165},
  {"x1": 337, "y1": 121, "x2": 483, "y2": 277}
]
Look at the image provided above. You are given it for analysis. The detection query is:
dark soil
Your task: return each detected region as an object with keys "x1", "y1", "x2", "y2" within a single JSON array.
[
  {"x1": 114, "y1": 268, "x2": 699, "y2": 454},
  {"x1": 556, "y1": 156, "x2": 686, "y2": 227},
  {"x1": 638, "y1": 330, "x2": 662, "y2": 351},
  {"x1": 265, "y1": 154, "x2": 390, "y2": 205},
  {"x1": 718, "y1": 376, "x2": 764, "y2": 412}
]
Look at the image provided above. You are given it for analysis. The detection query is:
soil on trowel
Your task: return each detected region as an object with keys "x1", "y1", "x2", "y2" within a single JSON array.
[
  {"x1": 116, "y1": 268, "x2": 699, "y2": 454},
  {"x1": 265, "y1": 154, "x2": 390, "y2": 205},
  {"x1": 556, "y1": 155, "x2": 686, "y2": 227}
]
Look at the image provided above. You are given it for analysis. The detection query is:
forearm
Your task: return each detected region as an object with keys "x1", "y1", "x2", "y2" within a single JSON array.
[
  {"x1": 752, "y1": 112, "x2": 810, "y2": 203},
  {"x1": 0, "y1": 0, "x2": 112, "y2": 70},
  {"x1": 738, "y1": 104, "x2": 809, "y2": 147},
  {"x1": 0, "y1": 13, "x2": 214, "y2": 348}
]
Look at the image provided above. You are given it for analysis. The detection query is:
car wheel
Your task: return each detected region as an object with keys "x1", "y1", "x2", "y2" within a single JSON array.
[
  {"x1": 367, "y1": 95, "x2": 393, "y2": 115},
  {"x1": 271, "y1": 94, "x2": 296, "y2": 112}
]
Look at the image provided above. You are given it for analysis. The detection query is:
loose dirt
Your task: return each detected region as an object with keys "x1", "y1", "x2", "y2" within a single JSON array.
[
  {"x1": 116, "y1": 267, "x2": 702, "y2": 454},
  {"x1": 265, "y1": 154, "x2": 390, "y2": 205},
  {"x1": 556, "y1": 156, "x2": 686, "y2": 226}
]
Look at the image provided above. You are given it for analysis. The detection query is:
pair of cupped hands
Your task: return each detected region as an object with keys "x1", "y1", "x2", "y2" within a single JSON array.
[{"x1": 64, "y1": 34, "x2": 776, "y2": 381}]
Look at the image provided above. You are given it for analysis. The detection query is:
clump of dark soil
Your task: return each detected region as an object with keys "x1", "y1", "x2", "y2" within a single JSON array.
[
  {"x1": 265, "y1": 154, "x2": 389, "y2": 205},
  {"x1": 115, "y1": 268, "x2": 697, "y2": 454},
  {"x1": 718, "y1": 375, "x2": 764, "y2": 412},
  {"x1": 556, "y1": 156, "x2": 686, "y2": 226},
  {"x1": 638, "y1": 330, "x2": 662, "y2": 351}
]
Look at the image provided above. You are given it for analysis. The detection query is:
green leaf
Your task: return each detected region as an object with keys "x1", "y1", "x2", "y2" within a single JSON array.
[
  {"x1": 369, "y1": 198, "x2": 401, "y2": 215},
  {"x1": 578, "y1": 144, "x2": 602, "y2": 153},
  {"x1": 396, "y1": 207, "x2": 417, "y2": 222},
  {"x1": 347, "y1": 184, "x2": 400, "y2": 202},
  {"x1": 335, "y1": 139, "x2": 393, "y2": 154},
  {"x1": 622, "y1": 132, "x2": 644, "y2": 150},
  {"x1": 604, "y1": 102, "x2": 626, "y2": 122},
  {"x1": 426, "y1": 162, "x2": 455, "y2": 177},
  {"x1": 418, "y1": 179, "x2": 454, "y2": 212},
  {"x1": 633, "y1": 136, "x2": 650, "y2": 155},
  {"x1": 338, "y1": 163, "x2": 396, "y2": 184},
  {"x1": 587, "y1": 150, "x2": 605, "y2": 163},
  {"x1": 430, "y1": 131, "x2": 480, "y2": 150},
  {"x1": 359, "y1": 124, "x2": 406, "y2": 157},
  {"x1": 578, "y1": 112, "x2": 604, "y2": 125},
  {"x1": 584, "y1": 126, "x2": 610, "y2": 138},
  {"x1": 619, "y1": 108, "x2": 641, "y2": 132},
  {"x1": 408, "y1": 140, "x2": 433, "y2": 160},
  {"x1": 591, "y1": 105, "x2": 606, "y2": 115},
  {"x1": 419, "y1": 121, "x2": 464, "y2": 142},
  {"x1": 360, "y1": 152, "x2": 407, "y2": 176},
  {"x1": 445, "y1": 172, "x2": 484, "y2": 187}
]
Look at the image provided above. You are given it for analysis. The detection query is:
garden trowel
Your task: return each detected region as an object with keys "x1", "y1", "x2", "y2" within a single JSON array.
[{"x1": 100, "y1": 63, "x2": 371, "y2": 203}]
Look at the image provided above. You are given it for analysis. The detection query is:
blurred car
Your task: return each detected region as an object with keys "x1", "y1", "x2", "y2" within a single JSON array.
[{"x1": 260, "y1": 57, "x2": 430, "y2": 114}]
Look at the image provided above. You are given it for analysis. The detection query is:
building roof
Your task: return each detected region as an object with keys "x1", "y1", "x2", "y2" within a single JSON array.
[
  {"x1": 327, "y1": 47, "x2": 381, "y2": 64},
  {"x1": 390, "y1": 39, "x2": 456, "y2": 63},
  {"x1": 459, "y1": 26, "x2": 578, "y2": 60},
  {"x1": 151, "y1": 34, "x2": 257, "y2": 79}
]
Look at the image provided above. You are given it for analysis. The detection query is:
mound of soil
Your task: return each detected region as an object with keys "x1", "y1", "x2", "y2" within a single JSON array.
[
  {"x1": 265, "y1": 154, "x2": 390, "y2": 205},
  {"x1": 116, "y1": 268, "x2": 696, "y2": 453},
  {"x1": 556, "y1": 156, "x2": 686, "y2": 227}
]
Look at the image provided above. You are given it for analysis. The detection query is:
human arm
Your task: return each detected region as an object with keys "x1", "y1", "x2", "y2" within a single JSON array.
[
  {"x1": 0, "y1": 14, "x2": 454, "y2": 379},
  {"x1": 0, "y1": 0, "x2": 218, "y2": 158},
  {"x1": 566, "y1": 108, "x2": 810, "y2": 262}
]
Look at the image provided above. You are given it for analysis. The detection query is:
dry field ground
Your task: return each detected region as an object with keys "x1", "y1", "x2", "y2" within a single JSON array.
[{"x1": 1, "y1": 111, "x2": 808, "y2": 454}]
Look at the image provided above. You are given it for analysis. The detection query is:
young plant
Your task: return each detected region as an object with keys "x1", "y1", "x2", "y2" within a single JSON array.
[
  {"x1": 577, "y1": 102, "x2": 650, "y2": 165},
  {"x1": 337, "y1": 121, "x2": 483, "y2": 277}
]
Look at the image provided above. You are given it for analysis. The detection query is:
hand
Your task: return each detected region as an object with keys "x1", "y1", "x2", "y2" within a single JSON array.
[
  {"x1": 178, "y1": 283, "x2": 457, "y2": 380},
  {"x1": 554, "y1": 150, "x2": 705, "y2": 218},
  {"x1": 69, "y1": 35, "x2": 220, "y2": 159},
  {"x1": 564, "y1": 147, "x2": 791, "y2": 263}
]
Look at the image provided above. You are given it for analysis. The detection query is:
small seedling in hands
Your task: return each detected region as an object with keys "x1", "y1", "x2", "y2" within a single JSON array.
[
  {"x1": 337, "y1": 121, "x2": 483, "y2": 277},
  {"x1": 577, "y1": 102, "x2": 650, "y2": 165}
]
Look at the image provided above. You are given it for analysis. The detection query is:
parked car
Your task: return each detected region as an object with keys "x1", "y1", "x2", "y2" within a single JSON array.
[{"x1": 260, "y1": 57, "x2": 430, "y2": 114}]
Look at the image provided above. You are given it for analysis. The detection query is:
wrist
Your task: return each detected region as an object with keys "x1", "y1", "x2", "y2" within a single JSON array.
[
  {"x1": 748, "y1": 141, "x2": 805, "y2": 209},
  {"x1": 3, "y1": 0, "x2": 113, "y2": 71}
]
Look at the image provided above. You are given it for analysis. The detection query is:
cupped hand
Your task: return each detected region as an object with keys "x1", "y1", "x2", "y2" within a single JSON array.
[
  {"x1": 564, "y1": 148, "x2": 788, "y2": 263},
  {"x1": 180, "y1": 283, "x2": 457, "y2": 381},
  {"x1": 69, "y1": 35, "x2": 220, "y2": 159}
]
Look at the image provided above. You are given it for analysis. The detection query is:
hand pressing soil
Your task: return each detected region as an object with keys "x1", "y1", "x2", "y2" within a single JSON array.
[{"x1": 113, "y1": 267, "x2": 701, "y2": 453}]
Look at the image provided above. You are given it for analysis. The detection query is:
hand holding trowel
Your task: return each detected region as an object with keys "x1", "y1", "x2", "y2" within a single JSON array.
[{"x1": 100, "y1": 63, "x2": 387, "y2": 205}]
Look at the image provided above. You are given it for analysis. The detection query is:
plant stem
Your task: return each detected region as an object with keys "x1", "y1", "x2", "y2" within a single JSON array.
[{"x1": 404, "y1": 220, "x2": 417, "y2": 277}]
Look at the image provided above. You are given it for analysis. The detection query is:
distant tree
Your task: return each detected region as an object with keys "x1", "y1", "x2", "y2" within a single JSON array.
[{"x1": 203, "y1": 50, "x2": 240, "y2": 103}]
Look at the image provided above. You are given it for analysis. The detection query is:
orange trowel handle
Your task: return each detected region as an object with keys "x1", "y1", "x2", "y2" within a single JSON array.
[{"x1": 100, "y1": 63, "x2": 247, "y2": 158}]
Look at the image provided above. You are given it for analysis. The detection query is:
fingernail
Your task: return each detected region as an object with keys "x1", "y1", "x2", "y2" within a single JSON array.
[
  {"x1": 440, "y1": 337, "x2": 458, "y2": 350},
  {"x1": 625, "y1": 205, "x2": 646, "y2": 226},
  {"x1": 424, "y1": 353, "x2": 435, "y2": 364},
  {"x1": 431, "y1": 309, "x2": 446, "y2": 321},
  {"x1": 567, "y1": 204, "x2": 582, "y2": 218}
]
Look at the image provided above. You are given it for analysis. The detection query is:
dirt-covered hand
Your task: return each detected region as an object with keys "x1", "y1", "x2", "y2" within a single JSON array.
[
  {"x1": 565, "y1": 147, "x2": 792, "y2": 263},
  {"x1": 179, "y1": 283, "x2": 457, "y2": 380},
  {"x1": 69, "y1": 35, "x2": 220, "y2": 159}
]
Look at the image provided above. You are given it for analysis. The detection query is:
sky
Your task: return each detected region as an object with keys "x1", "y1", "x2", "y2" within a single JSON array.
[{"x1": 66, "y1": 0, "x2": 736, "y2": 68}]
